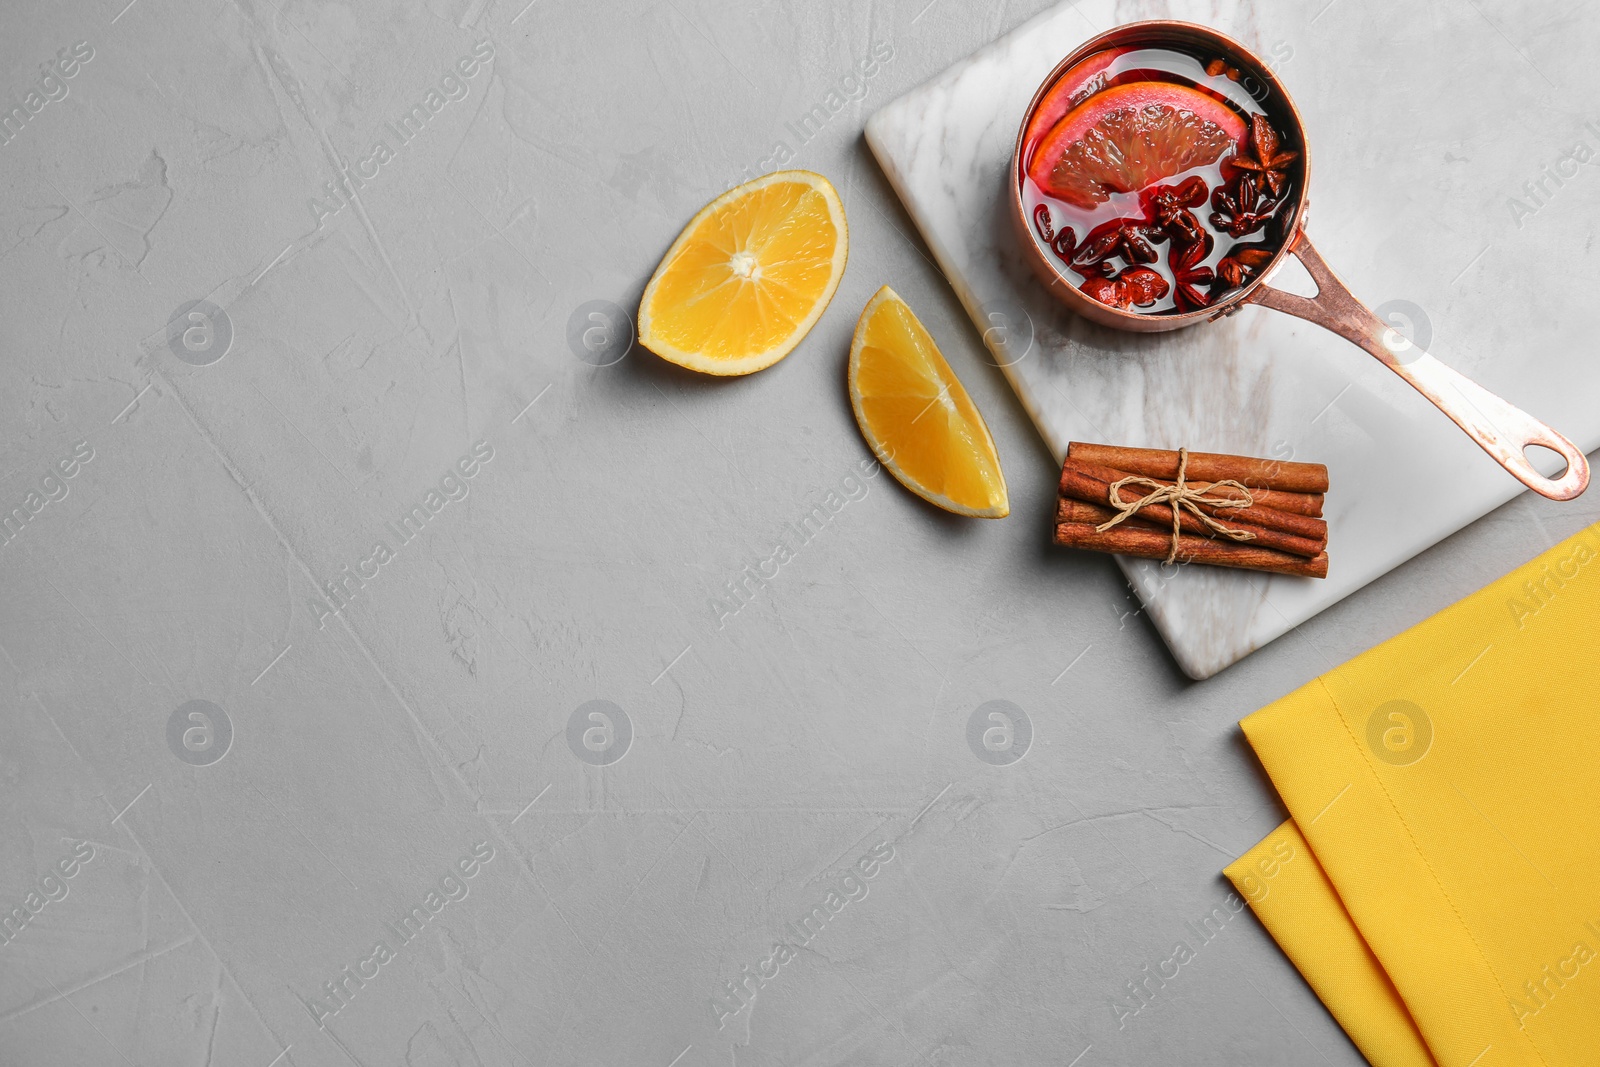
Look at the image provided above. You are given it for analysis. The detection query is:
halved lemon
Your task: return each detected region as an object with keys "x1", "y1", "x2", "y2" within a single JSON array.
[
  {"x1": 849, "y1": 286, "x2": 1008, "y2": 518},
  {"x1": 638, "y1": 170, "x2": 848, "y2": 375}
]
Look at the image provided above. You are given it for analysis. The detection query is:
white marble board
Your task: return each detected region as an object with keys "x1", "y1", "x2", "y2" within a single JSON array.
[{"x1": 865, "y1": 0, "x2": 1600, "y2": 678}]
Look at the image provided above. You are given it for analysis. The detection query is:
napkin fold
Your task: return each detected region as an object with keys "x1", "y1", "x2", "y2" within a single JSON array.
[{"x1": 1226, "y1": 523, "x2": 1600, "y2": 1067}]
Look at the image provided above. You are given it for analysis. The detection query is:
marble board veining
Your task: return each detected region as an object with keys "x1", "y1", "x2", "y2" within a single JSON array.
[{"x1": 865, "y1": 0, "x2": 1600, "y2": 678}]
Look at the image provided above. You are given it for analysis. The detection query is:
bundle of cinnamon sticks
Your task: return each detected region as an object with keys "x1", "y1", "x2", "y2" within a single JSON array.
[{"x1": 1053, "y1": 443, "x2": 1330, "y2": 578}]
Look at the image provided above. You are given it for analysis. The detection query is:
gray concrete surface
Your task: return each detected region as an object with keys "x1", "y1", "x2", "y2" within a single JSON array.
[{"x1": 1, "y1": 0, "x2": 1596, "y2": 1065}]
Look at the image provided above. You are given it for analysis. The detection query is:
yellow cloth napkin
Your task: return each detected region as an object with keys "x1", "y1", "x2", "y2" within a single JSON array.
[
  {"x1": 1227, "y1": 821, "x2": 1440, "y2": 1067},
  {"x1": 1226, "y1": 523, "x2": 1600, "y2": 1067}
]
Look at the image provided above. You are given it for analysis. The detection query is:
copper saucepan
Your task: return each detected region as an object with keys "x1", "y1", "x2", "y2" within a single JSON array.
[{"x1": 1009, "y1": 20, "x2": 1589, "y2": 501}]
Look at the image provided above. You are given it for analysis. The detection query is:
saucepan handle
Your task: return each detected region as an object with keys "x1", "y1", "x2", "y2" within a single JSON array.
[{"x1": 1245, "y1": 233, "x2": 1590, "y2": 501}]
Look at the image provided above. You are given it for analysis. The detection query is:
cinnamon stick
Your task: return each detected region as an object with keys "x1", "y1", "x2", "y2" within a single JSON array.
[
  {"x1": 1067, "y1": 442, "x2": 1330, "y2": 495},
  {"x1": 1059, "y1": 458, "x2": 1328, "y2": 544},
  {"x1": 1054, "y1": 499, "x2": 1329, "y2": 579},
  {"x1": 1063, "y1": 455, "x2": 1323, "y2": 519},
  {"x1": 1054, "y1": 489, "x2": 1325, "y2": 559},
  {"x1": 1126, "y1": 474, "x2": 1323, "y2": 518}
]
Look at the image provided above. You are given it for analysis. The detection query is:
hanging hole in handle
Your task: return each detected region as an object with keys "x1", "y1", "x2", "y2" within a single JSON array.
[{"x1": 1524, "y1": 444, "x2": 1571, "y2": 479}]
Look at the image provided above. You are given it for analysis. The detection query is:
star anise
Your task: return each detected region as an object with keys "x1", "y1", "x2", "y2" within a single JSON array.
[
  {"x1": 1215, "y1": 244, "x2": 1276, "y2": 290},
  {"x1": 1071, "y1": 216, "x2": 1167, "y2": 276},
  {"x1": 1169, "y1": 232, "x2": 1215, "y2": 311},
  {"x1": 1141, "y1": 176, "x2": 1209, "y2": 246},
  {"x1": 1230, "y1": 113, "x2": 1299, "y2": 197},
  {"x1": 1081, "y1": 265, "x2": 1170, "y2": 310},
  {"x1": 1209, "y1": 173, "x2": 1281, "y2": 238}
]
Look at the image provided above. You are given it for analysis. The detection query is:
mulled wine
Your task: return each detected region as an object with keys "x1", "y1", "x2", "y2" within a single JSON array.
[{"x1": 1019, "y1": 44, "x2": 1302, "y2": 315}]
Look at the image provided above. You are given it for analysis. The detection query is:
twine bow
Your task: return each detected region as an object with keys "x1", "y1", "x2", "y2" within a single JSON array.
[{"x1": 1094, "y1": 448, "x2": 1257, "y2": 564}]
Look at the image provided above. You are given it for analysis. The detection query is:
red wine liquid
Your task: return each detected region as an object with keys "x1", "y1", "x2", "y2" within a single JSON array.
[{"x1": 1020, "y1": 44, "x2": 1301, "y2": 315}]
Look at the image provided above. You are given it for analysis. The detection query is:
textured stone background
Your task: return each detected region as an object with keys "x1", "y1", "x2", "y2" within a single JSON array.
[{"x1": 1, "y1": 0, "x2": 1596, "y2": 1064}]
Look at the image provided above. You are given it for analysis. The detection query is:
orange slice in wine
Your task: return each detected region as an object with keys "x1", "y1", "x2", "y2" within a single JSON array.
[
  {"x1": 1021, "y1": 48, "x2": 1127, "y2": 154},
  {"x1": 1027, "y1": 81, "x2": 1247, "y2": 209}
]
